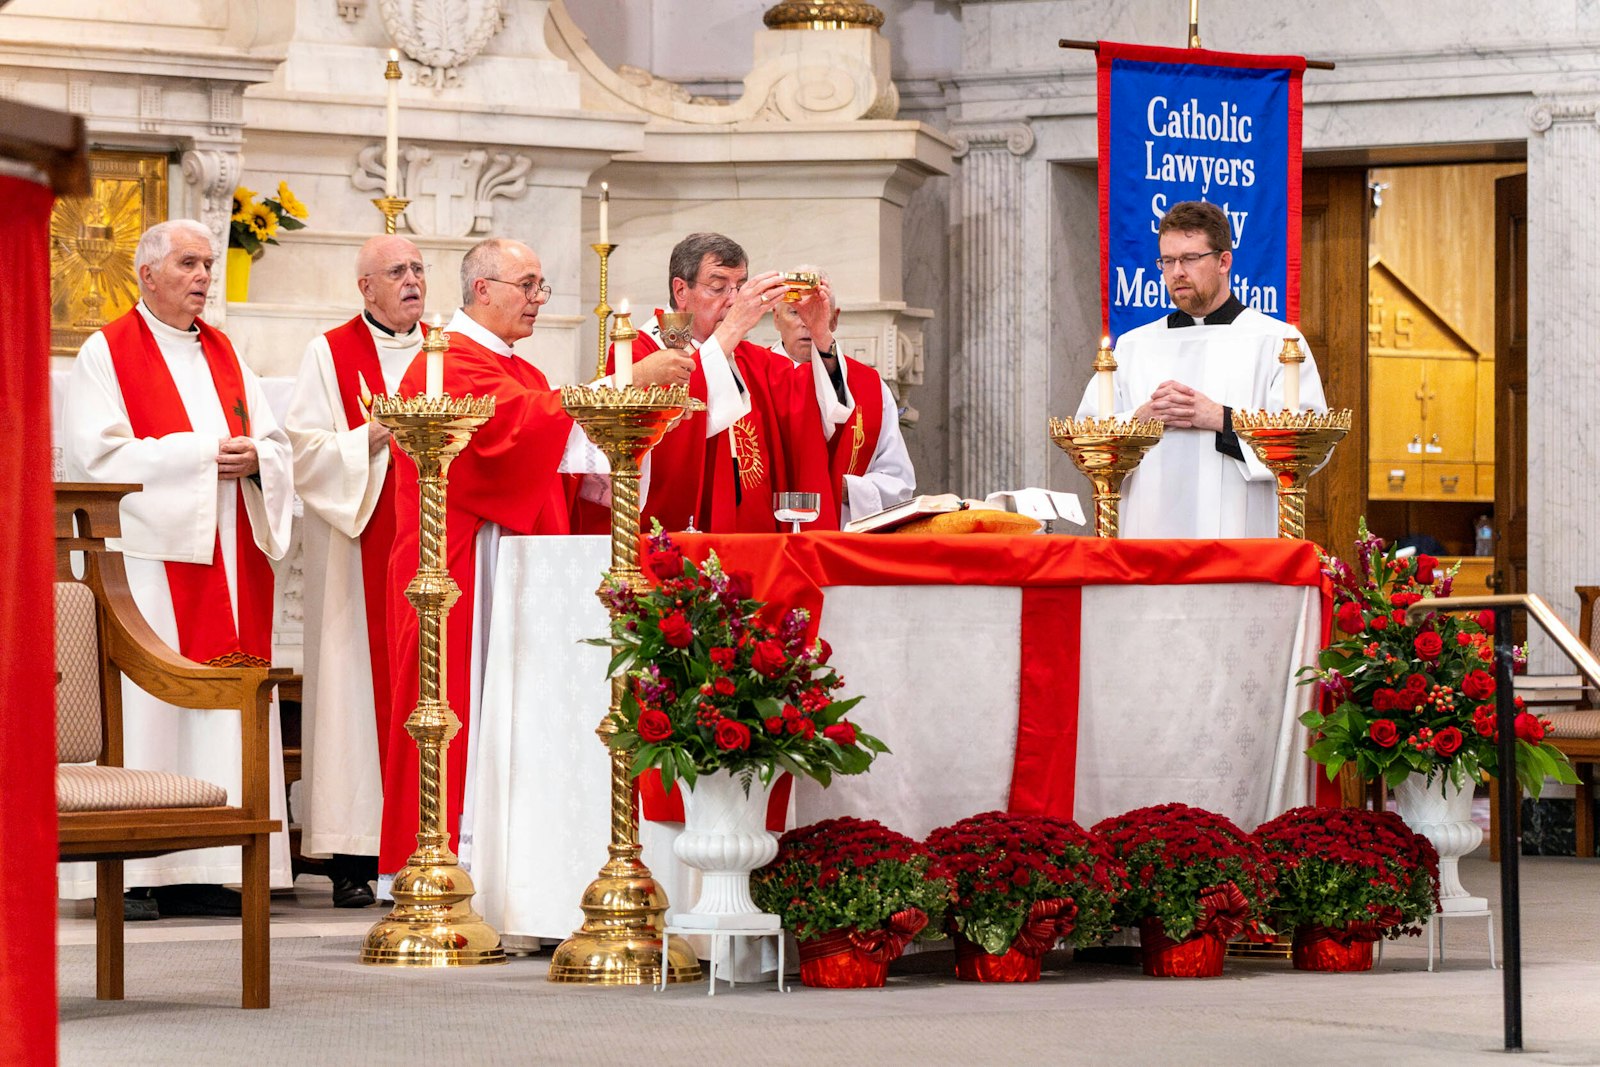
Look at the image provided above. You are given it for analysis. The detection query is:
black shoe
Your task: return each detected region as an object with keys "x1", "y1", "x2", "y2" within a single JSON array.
[
  {"x1": 121, "y1": 890, "x2": 159, "y2": 922},
  {"x1": 151, "y1": 883, "x2": 243, "y2": 918},
  {"x1": 331, "y1": 876, "x2": 375, "y2": 909}
]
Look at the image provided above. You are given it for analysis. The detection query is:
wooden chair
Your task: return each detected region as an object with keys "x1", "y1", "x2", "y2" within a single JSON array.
[
  {"x1": 1487, "y1": 585, "x2": 1600, "y2": 860},
  {"x1": 54, "y1": 483, "x2": 288, "y2": 1008}
]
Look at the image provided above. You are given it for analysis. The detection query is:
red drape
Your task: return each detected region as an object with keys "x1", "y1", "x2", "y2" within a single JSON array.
[{"x1": 0, "y1": 173, "x2": 59, "y2": 1066}]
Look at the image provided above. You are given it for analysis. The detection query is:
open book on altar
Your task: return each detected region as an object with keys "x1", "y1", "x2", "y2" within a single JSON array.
[{"x1": 844, "y1": 494, "x2": 968, "y2": 533}]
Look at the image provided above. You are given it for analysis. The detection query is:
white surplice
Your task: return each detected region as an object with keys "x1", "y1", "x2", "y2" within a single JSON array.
[
  {"x1": 1077, "y1": 307, "x2": 1328, "y2": 539},
  {"x1": 773, "y1": 340, "x2": 915, "y2": 524},
  {"x1": 286, "y1": 316, "x2": 420, "y2": 858},
  {"x1": 58, "y1": 301, "x2": 296, "y2": 894}
]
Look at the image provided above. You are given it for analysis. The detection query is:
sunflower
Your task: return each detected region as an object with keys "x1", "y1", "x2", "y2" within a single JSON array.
[
  {"x1": 275, "y1": 182, "x2": 308, "y2": 221},
  {"x1": 246, "y1": 202, "x2": 278, "y2": 241},
  {"x1": 231, "y1": 184, "x2": 258, "y2": 223}
]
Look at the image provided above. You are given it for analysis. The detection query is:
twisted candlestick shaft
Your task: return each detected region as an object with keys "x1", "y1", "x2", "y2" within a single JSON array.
[
  {"x1": 1091, "y1": 480, "x2": 1121, "y2": 540},
  {"x1": 1277, "y1": 484, "x2": 1307, "y2": 540}
]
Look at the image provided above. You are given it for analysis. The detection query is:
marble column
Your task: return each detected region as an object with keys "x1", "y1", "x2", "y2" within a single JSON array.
[
  {"x1": 950, "y1": 122, "x2": 1034, "y2": 497},
  {"x1": 1525, "y1": 92, "x2": 1600, "y2": 668},
  {"x1": 179, "y1": 147, "x2": 243, "y2": 327}
]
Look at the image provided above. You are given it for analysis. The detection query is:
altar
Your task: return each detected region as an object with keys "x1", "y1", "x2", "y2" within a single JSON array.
[{"x1": 462, "y1": 532, "x2": 1329, "y2": 945}]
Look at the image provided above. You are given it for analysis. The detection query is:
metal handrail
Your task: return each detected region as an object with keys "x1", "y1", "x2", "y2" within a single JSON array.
[{"x1": 1423, "y1": 592, "x2": 1600, "y2": 690}]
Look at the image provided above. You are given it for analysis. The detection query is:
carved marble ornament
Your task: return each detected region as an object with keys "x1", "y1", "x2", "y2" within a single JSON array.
[{"x1": 380, "y1": 0, "x2": 506, "y2": 89}]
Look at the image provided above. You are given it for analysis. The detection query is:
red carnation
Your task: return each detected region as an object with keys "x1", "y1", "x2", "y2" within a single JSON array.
[
  {"x1": 1336, "y1": 601, "x2": 1365, "y2": 634},
  {"x1": 1413, "y1": 632, "x2": 1443, "y2": 660},
  {"x1": 1513, "y1": 713, "x2": 1546, "y2": 744},
  {"x1": 714, "y1": 718, "x2": 752, "y2": 751},
  {"x1": 1392, "y1": 610, "x2": 1408, "y2": 627},
  {"x1": 1415, "y1": 554, "x2": 1438, "y2": 583},
  {"x1": 1370, "y1": 614, "x2": 1388, "y2": 631},
  {"x1": 1369, "y1": 719, "x2": 1399, "y2": 748},
  {"x1": 659, "y1": 611, "x2": 694, "y2": 648},
  {"x1": 1476, "y1": 610, "x2": 1496, "y2": 635},
  {"x1": 752, "y1": 638, "x2": 789, "y2": 678},
  {"x1": 764, "y1": 715, "x2": 784, "y2": 735},
  {"x1": 638, "y1": 708, "x2": 673, "y2": 743},
  {"x1": 1372, "y1": 688, "x2": 1397, "y2": 712},
  {"x1": 823, "y1": 722, "x2": 858, "y2": 746},
  {"x1": 714, "y1": 677, "x2": 736, "y2": 697},
  {"x1": 1462, "y1": 669, "x2": 1496, "y2": 700},
  {"x1": 648, "y1": 545, "x2": 684, "y2": 580},
  {"x1": 1392, "y1": 592, "x2": 1422, "y2": 609},
  {"x1": 709, "y1": 646, "x2": 736, "y2": 670},
  {"x1": 1433, "y1": 726, "x2": 1464, "y2": 758},
  {"x1": 1473, "y1": 706, "x2": 1497, "y2": 738}
]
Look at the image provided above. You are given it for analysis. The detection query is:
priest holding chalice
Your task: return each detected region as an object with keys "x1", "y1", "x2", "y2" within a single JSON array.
[{"x1": 605, "y1": 232, "x2": 851, "y2": 533}]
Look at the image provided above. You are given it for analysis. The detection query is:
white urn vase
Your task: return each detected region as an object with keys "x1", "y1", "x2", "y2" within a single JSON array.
[
  {"x1": 1393, "y1": 774, "x2": 1488, "y2": 914},
  {"x1": 672, "y1": 768, "x2": 781, "y2": 930}
]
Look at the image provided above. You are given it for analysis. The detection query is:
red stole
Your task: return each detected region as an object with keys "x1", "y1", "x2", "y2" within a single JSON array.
[
  {"x1": 379, "y1": 330, "x2": 577, "y2": 872},
  {"x1": 830, "y1": 356, "x2": 886, "y2": 493},
  {"x1": 101, "y1": 308, "x2": 273, "y2": 666},
  {"x1": 324, "y1": 315, "x2": 398, "y2": 769},
  {"x1": 610, "y1": 327, "x2": 840, "y2": 534}
]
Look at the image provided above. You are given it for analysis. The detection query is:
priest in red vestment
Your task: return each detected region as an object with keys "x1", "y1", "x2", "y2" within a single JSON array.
[
  {"x1": 607, "y1": 232, "x2": 849, "y2": 533},
  {"x1": 287, "y1": 234, "x2": 427, "y2": 908}
]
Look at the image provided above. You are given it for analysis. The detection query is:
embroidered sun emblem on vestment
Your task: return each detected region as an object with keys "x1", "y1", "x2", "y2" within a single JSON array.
[{"x1": 732, "y1": 417, "x2": 764, "y2": 490}]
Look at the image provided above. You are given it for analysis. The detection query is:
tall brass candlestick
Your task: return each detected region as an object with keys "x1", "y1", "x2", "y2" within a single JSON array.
[
  {"x1": 549, "y1": 380, "x2": 705, "y2": 986},
  {"x1": 1049, "y1": 415, "x2": 1163, "y2": 538},
  {"x1": 1232, "y1": 409, "x2": 1352, "y2": 540},
  {"x1": 361, "y1": 326, "x2": 504, "y2": 967},
  {"x1": 592, "y1": 242, "x2": 617, "y2": 381}
]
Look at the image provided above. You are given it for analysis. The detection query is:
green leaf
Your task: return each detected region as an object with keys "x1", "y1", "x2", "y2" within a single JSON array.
[{"x1": 1383, "y1": 762, "x2": 1412, "y2": 787}]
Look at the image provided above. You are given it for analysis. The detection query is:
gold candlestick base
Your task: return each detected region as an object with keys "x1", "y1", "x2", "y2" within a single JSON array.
[
  {"x1": 549, "y1": 383, "x2": 706, "y2": 986},
  {"x1": 1048, "y1": 415, "x2": 1165, "y2": 539},
  {"x1": 1231, "y1": 409, "x2": 1353, "y2": 540},
  {"x1": 361, "y1": 391, "x2": 506, "y2": 968},
  {"x1": 372, "y1": 196, "x2": 410, "y2": 235}
]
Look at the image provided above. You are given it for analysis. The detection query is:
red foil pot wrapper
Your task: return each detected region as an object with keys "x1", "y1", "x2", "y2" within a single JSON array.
[
  {"x1": 953, "y1": 935, "x2": 1043, "y2": 982},
  {"x1": 1291, "y1": 926, "x2": 1377, "y2": 972},
  {"x1": 1139, "y1": 918, "x2": 1226, "y2": 978},
  {"x1": 796, "y1": 929, "x2": 891, "y2": 988}
]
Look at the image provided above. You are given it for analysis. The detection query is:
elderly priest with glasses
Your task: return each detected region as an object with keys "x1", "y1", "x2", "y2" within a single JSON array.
[{"x1": 1078, "y1": 200, "x2": 1327, "y2": 538}]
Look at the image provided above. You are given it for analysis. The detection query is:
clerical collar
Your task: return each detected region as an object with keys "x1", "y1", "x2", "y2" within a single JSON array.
[
  {"x1": 446, "y1": 307, "x2": 514, "y2": 356},
  {"x1": 136, "y1": 300, "x2": 199, "y2": 340},
  {"x1": 363, "y1": 310, "x2": 416, "y2": 338},
  {"x1": 1167, "y1": 295, "x2": 1247, "y2": 329}
]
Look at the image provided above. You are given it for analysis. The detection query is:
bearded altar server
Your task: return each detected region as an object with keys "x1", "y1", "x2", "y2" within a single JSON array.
[
  {"x1": 285, "y1": 235, "x2": 427, "y2": 908},
  {"x1": 770, "y1": 268, "x2": 915, "y2": 526},
  {"x1": 61, "y1": 218, "x2": 295, "y2": 917},
  {"x1": 1077, "y1": 201, "x2": 1327, "y2": 539},
  {"x1": 607, "y1": 232, "x2": 848, "y2": 533}
]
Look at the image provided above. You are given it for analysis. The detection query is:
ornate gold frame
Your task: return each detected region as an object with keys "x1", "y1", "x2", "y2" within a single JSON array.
[{"x1": 50, "y1": 150, "x2": 168, "y2": 354}]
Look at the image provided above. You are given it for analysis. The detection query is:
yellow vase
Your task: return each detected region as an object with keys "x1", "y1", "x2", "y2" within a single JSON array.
[{"x1": 225, "y1": 247, "x2": 252, "y2": 303}]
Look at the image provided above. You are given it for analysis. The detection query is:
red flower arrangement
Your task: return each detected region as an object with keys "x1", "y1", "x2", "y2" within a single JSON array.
[
  {"x1": 924, "y1": 811, "x2": 1128, "y2": 958},
  {"x1": 1254, "y1": 806, "x2": 1439, "y2": 943},
  {"x1": 1091, "y1": 803, "x2": 1277, "y2": 943},
  {"x1": 749, "y1": 817, "x2": 950, "y2": 944},
  {"x1": 1304, "y1": 521, "x2": 1576, "y2": 795},
  {"x1": 594, "y1": 528, "x2": 886, "y2": 791}
]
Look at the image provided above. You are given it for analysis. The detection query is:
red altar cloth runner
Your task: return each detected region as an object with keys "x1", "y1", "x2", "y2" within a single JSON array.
[{"x1": 640, "y1": 534, "x2": 1333, "y2": 823}]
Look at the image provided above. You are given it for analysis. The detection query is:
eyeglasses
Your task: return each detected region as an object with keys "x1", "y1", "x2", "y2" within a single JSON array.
[
  {"x1": 366, "y1": 262, "x2": 426, "y2": 281},
  {"x1": 1155, "y1": 250, "x2": 1223, "y2": 272},
  {"x1": 485, "y1": 276, "x2": 553, "y2": 301},
  {"x1": 692, "y1": 277, "x2": 744, "y2": 299}
]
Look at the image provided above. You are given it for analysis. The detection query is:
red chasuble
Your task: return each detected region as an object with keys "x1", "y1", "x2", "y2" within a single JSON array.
[
  {"x1": 829, "y1": 356, "x2": 886, "y2": 503},
  {"x1": 611, "y1": 328, "x2": 840, "y2": 534},
  {"x1": 322, "y1": 315, "x2": 399, "y2": 772},
  {"x1": 378, "y1": 331, "x2": 578, "y2": 873},
  {"x1": 101, "y1": 308, "x2": 274, "y2": 666}
]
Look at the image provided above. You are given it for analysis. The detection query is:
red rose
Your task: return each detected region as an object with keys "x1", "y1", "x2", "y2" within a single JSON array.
[
  {"x1": 1336, "y1": 602, "x2": 1365, "y2": 634},
  {"x1": 1369, "y1": 614, "x2": 1388, "y2": 631},
  {"x1": 800, "y1": 718, "x2": 816, "y2": 740},
  {"x1": 713, "y1": 719, "x2": 752, "y2": 751},
  {"x1": 752, "y1": 639, "x2": 789, "y2": 678},
  {"x1": 648, "y1": 545, "x2": 684, "y2": 580},
  {"x1": 1392, "y1": 610, "x2": 1408, "y2": 627},
  {"x1": 1433, "y1": 726, "x2": 1464, "y2": 757},
  {"x1": 1392, "y1": 592, "x2": 1422, "y2": 609},
  {"x1": 1415, "y1": 554, "x2": 1438, "y2": 583},
  {"x1": 659, "y1": 612, "x2": 693, "y2": 648},
  {"x1": 816, "y1": 637, "x2": 834, "y2": 664},
  {"x1": 1369, "y1": 720, "x2": 1399, "y2": 748},
  {"x1": 714, "y1": 677, "x2": 736, "y2": 697},
  {"x1": 1372, "y1": 688, "x2": 1396, "y2": 712},
  {"x1": 1405, "y1": 673, "x2": 1430, "y2": 694},
  {"x1": 1513, "y1": 713, "x2": 1546, "y2": 744},
  {"x1": 709, "y1": 646, "x2": 736, "y2": 670},
  {"x1": 726, "y1": 571, "x2": 754, "y2": 602},
  {"x1": 1479, "y1": 645, "x2": 1495, "y2": 663},
  {"x1": 1462, "y1": 669, "x2": 1496, "y2": 700},
  {"x1": 638, "y1": 709, "x2": 673, "y2": 743},
  {"x1": 1476, "y1": 609, "x2": 1496, "y2": 635},
  {"x1": 823, "y1": 722, "x2": 857, "y2": 746},
  {"x1": 764, "y1": 715, "x2": 784, "y2": 735},
  {"x1": 1413, "y1": 632, "x2": 1443, "y2": 660}
]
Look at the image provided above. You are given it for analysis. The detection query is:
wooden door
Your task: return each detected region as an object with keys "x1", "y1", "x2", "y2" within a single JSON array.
[
  {"x1": 1493, "y1": 173, "x2": 1528, "y2": 613},
  {"x1": 1300, "y1": 168, "x2": 1369, "y2": 552}
]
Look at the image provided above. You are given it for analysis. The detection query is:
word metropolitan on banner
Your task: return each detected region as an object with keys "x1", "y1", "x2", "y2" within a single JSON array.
[{"x1": 1097, "y1": 42, "x2": 1306, "y2": 341}]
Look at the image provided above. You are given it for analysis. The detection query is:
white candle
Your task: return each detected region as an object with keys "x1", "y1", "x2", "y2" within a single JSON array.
[
  {"x1": 384, "y1": 50, "x2": 400, "y2": 198},
  {"x1": 425, "y1": 313, "x2": 443, "y2": 398},
  {"x1": 614, "y1": 298, "x2": 632, "y2": 389},
  {"x1": 598, "y1": 181, "x2": 609, "y2": 246},
  {"x1": 1282, "y1": 337, "x2": 1301, "y2": 412},
  {"x1": 1095, "y1": 336, "x2": 1115, "y2": 419}
]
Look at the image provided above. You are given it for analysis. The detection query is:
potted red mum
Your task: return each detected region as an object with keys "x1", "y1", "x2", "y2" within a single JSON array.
[
  {"x1": 925, "y1": 811, "x2": 1128, "y2": 982},
  {"x1": 1255, "y1": 806, "x2": 1439, "y2": 972},
  {"x1": 1092, "y1": 803, "x2": 1277, "y2": 978},
  {"x1": 750, "y1": 817, "x2": 951, "y2": 987}
]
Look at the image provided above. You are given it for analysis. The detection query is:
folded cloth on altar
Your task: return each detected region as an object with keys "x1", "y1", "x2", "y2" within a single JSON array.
[{"x1": 897, "y1": 509, "x2": 1042, "y2": 536}]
